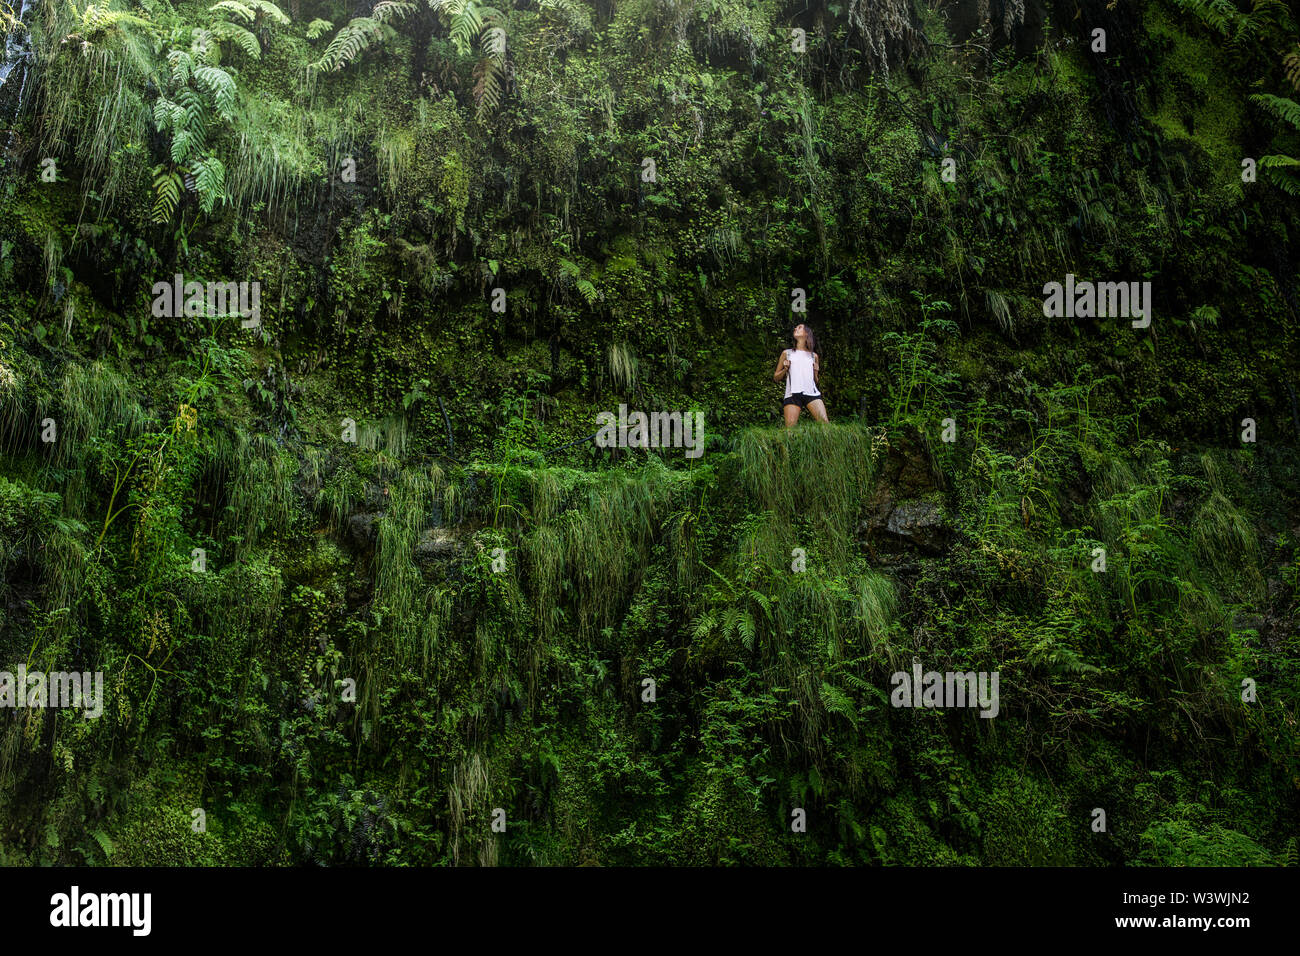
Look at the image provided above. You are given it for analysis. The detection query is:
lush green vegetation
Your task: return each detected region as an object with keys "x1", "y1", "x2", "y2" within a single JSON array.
[{"x1": 0, "y1": 0, "x2": 1297, "y2": 865}]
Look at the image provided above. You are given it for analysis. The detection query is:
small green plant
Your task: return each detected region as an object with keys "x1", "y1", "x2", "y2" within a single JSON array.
[{"x1": 880, "y1": 292, "x2": 958, "y2": 427}]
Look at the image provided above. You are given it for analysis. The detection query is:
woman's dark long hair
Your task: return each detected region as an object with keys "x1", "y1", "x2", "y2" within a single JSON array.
[{"x1": 793, "y1": 324, "x2": 817, "y2": 353}]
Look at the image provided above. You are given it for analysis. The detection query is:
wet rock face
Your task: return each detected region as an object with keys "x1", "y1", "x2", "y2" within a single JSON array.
[
  {"x1": 884, "y1": 499, "x2": 951, "y2": 554},
  {"x1": 414, "y1": 528, "x2": 458, "y2": 563},
  {"x1": 346, "y1": 513, "x2": 378, "y2": 550},
  {"x1": 342, "y1": 512, "x2": 461, "y2": 563},
  {"x1": 863, "y1": 437, "x2": 952, "y2": 556}
]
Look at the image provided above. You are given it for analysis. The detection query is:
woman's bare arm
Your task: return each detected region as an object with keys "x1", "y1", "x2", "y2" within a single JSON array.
[
  {"x1": 813, "y1": 352, "x2": 821, "y2": 384},
  {"x1": 774, "y1": 350, "x2": 790, "y2": 383}
]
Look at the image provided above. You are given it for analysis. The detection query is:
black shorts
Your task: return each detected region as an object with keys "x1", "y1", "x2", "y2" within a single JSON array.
[{"x1": 783, "y1": 392, "x2": 822, "y2": 409}]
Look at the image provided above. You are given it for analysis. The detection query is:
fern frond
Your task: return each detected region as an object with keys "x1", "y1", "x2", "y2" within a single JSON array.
[
  {"x1": 151, "y1": 166, "x2": 184, "y2": 223},
  {"x1": 211, "y1": 1, "x2": 255, "y2": 24},
  {"x1": 210, "y1": 20, "x2": 261, "y2": 58},
  {"x1": 176, "y1": 87, "x2": 208, "y2": 138},
  {"x1": 1241, "y1": 0, "x2": 1294, "y2": 42},
  {"x1": 449, "y1": 7, "x2": 484, "y2": 55},
  {"x1": 80, "y1": 4, "x2": 154, "y2": 35},
  {"x1": 171, "y1": 128, "x2": 194, "y2": 163},
  {"x1": 152, "y1": 96, "x2": 184, "y2": 131},
  {"x1": 373, "y1": 2, "x2": 416, "y2": 24},
  {"x1": 819, "y1": 682, "x2": 859, "y2": 728},
  {"x1": 1167, "y1": 0, "x2": 1239, "y2": 36},
  {"x1": 738, "y1": 610, "x2": 756, "y2": 651},
  {"x1": 211, "y1": 0, "x2": 288, "y2": 25},
  {"x1": 310, "y1": 17, "x2": 388, "y2": 73},
  {"x1": 192, "y1": 155, "x2": 227, "y2": 214},
  {"x1": 245, "y1": 0, "x2": 290, "y2": 25},
  {"x1": 841, "y1": 672, "x2": 874, "y2": 693},
  {"x1": 481, "y1": 23, "x2": 505, "y2": 55},
  {"x1": 1261, "y1": 159, "x2": 1300, "y2": 196},
  {"x1": 168, "y1": 49, "x2": 194, "y2": 85},
  {"x1": 1285, "y1": 48, "x2": 1300, "y2": 93},
  {"x1": 194, "y1": 65, "x2": 238, "y2": 118},
  {"x1": 539, "y1": 0, "x2": 593, "y2": 36},
  {"x1": 721, "y1": 607, "x2": 740, "y2": 638},
  {"x1": 190, "y1": 28, "x2": 217, "y2": 61},
  {"x1": 1250, "y1": 93, "x2": 1300, "y2": 131},
  {"x1": 306, "y1": 18, "x2": 333, "y2": 39},
  {"x1": 473, "y1": 53, "x2": 505, "y2": 118},
  {"x1": 1283, "y1": 837, "x2": 1298, "y2": 868}
]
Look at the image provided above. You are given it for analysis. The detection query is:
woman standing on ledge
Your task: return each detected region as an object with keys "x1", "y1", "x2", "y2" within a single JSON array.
[{"x1": 774, "y1": 323, "x2": 828, "y2": 427}]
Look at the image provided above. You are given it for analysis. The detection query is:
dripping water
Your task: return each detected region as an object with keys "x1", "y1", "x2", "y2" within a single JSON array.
[{"x1": 0, "y1": 0, "x2": 37, "y2": 153}]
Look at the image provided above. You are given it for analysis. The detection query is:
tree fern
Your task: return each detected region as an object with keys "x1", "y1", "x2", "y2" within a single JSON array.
[
  {"x1": 246, "y1": 0, "x2": 290, "y2": 23},
  {"x1": 150, "y1": 30, "x2": 238, "y2": 222},
  {"x1": 219, "y1": 0, "x2": 262, "y2": 24},
  {"x1": 211, "y1": 1, "x2": 256, "y2": 24}
]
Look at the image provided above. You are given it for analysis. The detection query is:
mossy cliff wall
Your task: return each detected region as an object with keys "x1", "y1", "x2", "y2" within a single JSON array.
[{"x1": 0, "y1": 0, "x2": 1297, "y2": 864}]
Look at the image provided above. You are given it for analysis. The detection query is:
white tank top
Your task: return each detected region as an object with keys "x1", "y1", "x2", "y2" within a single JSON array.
[{"x1": 784, "y1": 349, "x2": 820, "y2": 398}]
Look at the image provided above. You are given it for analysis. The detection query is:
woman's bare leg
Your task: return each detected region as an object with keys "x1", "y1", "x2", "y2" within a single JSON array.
[
  {"x1": 783, "y1": 403, "x2": 801, "y2": 428},
  {"x1": 807, "y1": 399, "x2": 829, "y2": 423}
]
